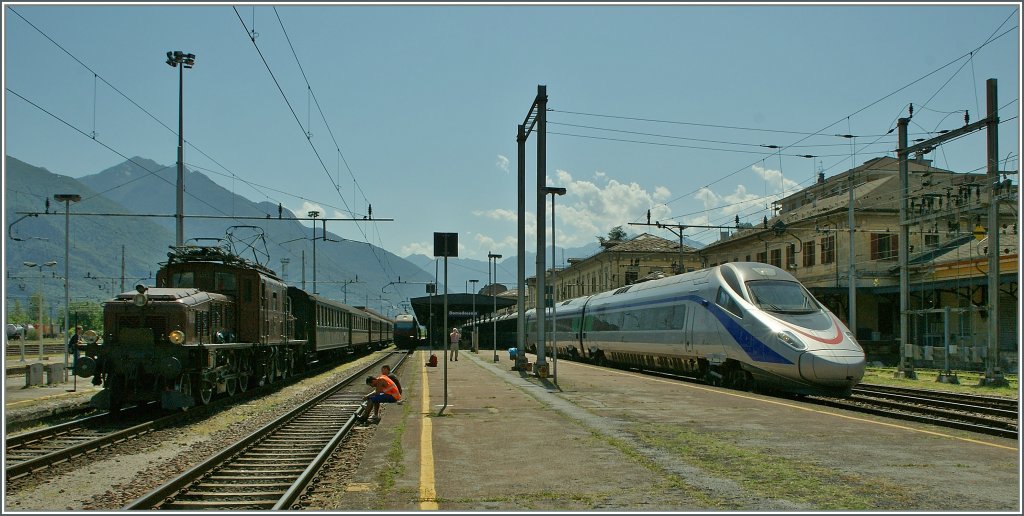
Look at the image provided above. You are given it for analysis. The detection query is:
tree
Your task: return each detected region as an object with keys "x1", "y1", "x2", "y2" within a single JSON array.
[
  {"x1": 598, "y1": 226, "x2": 628, "y2": 245},
  {"x1": 60, "y1": 300, "x2": 104, "y2": 334}
]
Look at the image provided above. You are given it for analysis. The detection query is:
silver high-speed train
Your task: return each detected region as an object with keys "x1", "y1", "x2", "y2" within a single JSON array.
[{"x1": 474, "y1": 262, "x2": 865, "y2": 397}]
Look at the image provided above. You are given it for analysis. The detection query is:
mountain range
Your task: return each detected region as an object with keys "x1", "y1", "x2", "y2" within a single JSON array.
[
  {"x1": 4, "y1": 155, "x2": 433, "y2": 316},
  {"x1": 8, "y1": 155, "x2": 686, "y2": 318}
]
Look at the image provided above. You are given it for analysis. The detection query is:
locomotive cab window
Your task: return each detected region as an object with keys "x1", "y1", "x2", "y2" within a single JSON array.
[
  {"x1": 170, "y1": 271, "x2": 194, "y2": 288},
  {"x1": 746, "y1": 280, "x2": 819, "y2": 314},
  {"x1": 215, "y1": 272, "x2": 237, "y2": 292}
]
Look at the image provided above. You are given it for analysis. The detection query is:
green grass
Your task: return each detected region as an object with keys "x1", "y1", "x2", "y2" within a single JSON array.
[
  {"x1": 372, "y1": 384, "x2": 412, "y2": 509},
  {"x1": 628, "y1": 424, "x2": 919, "y2": 511},
  {"x1": 861, "y1": 367, "x2": 1018, "y2": 398}
]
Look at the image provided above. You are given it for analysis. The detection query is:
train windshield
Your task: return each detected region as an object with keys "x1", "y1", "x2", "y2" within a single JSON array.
[
  {"x1": 394, "y1": 321, "x2": 417, "y2": 330},
  {"x1": 745, "y1": 280, "x2": 820, "y2": 314}
]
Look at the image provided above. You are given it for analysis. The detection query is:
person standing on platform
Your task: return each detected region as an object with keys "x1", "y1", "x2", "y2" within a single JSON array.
[
  {"x1": 449, "y1": 327, "x2": 461, "y2": 361},
  {"x1": 68, "y1": 325, "x2": 83, "y2": 371}
]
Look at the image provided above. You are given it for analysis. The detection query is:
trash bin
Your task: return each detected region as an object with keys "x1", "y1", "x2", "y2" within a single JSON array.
[{"x1": 508, "y1": 347, "x2": 518, "y2": 361}]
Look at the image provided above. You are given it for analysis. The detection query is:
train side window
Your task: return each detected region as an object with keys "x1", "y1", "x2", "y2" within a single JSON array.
[
  {"x1": 716, "y1": 287, "x2": 743, "y2": 318},
  {"x1": 672, "y1": 305, "x2": 687, "y2": 329}
]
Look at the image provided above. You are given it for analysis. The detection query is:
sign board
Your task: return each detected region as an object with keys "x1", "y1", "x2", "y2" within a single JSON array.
[{"x1": 434, "y1": 232, "x2": 458, "y2": 257}]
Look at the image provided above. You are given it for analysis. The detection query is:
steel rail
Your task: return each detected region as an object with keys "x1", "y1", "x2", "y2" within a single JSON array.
[{"x1": 124, "y1": 352, "x2": 403, "y2": 510}]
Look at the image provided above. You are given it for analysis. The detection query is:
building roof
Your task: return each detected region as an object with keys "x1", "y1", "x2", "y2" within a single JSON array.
[{"x1": 604, "y1": 233, "x2": 685, "y2": 253}]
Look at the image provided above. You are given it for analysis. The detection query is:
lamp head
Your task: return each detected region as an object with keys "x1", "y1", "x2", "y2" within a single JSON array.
[{"x1": 54, "y1": 194, "x2": 81, "y2": 203}]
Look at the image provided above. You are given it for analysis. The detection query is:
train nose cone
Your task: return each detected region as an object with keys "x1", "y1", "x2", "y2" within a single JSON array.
[{"x1": 799, "y1": 349, "x2": 865, "y2": 385}]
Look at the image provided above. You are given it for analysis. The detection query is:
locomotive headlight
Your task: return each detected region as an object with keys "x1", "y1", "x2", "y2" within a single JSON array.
[
  {"x1": 168, "y1": 330, "x2": 186, "y2": 345},
  {"x1": 776, "y1": 331, "x2": 806, "y2": 351},
  {"x1": 133, "y1": 293, "x2": 148, "y2": 307},
  {"x1": 82, "y1": 329, "x2": 99, "y2": 344}
]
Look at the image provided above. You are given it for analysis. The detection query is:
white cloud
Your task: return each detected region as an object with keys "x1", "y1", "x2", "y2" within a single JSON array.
[
  {"x1": 473, "y1": 208, "x2": 517, "y2": 222},
  {"x1": 751, "y1": 163, "x2": 799, "y2": 194},
  {"x1": 467, "y1": 169, "x2": 674, "y2": 257},
  {"x1": 496, "y1": 155, "x2": 510, "y2": 174},
  {"x1": 401, "y1": 241, "x2": 433, "y2": 256}
]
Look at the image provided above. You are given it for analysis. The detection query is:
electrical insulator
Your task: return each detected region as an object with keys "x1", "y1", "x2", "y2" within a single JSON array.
[{"x1": 964, "y1": 110, "x2": 969, "y2": 125}]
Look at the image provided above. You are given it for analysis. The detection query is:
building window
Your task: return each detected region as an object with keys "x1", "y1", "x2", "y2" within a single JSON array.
[
  {"x1": 770, "y1": 249, "x2": 782, "y2": 268},
  {"x1": 625, "y1": 270, "x2": 639, "y2": 285},
  {"x1": 821, "y1": 235, "x2": 835, "y2": 264},
  {"x1": 756, "y1": 251, "x2": 767, "y2": 263},
  {"x1": 871, "y1": 233, "x2": 899, "y2": 260},
  {"x1": 803, "y1": 240, "x2": 815, "y2": 267},
  {"x1": 785, "y1": 244, "x2": 796, "y2": 269},
  {"x1": 745, "y1": 255, "x2": 751, "y2": 262},
  {"x1": 925, "y1": 234, "x2": 939, "y2": 248}
]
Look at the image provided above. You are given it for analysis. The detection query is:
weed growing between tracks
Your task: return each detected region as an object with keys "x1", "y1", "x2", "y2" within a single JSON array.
[
  {"x1": 628, "y1": 424, "x2": 917, "y2": 510},
  {"x1": 862, "y1": 368, "x2": 1018, "y2": 398},
  {"x1": 372, "y1": 391, "x2": 411, "y2": 510}
]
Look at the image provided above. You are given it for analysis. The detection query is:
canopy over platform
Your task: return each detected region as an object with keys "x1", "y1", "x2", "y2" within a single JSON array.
[{"x1": 410, "y1": 293, "x2": 517, "y2": 348}]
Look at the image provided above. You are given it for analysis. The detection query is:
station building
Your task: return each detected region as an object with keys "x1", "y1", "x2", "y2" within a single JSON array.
[{"x1": 522, "y1": 156, "x2": 1019, "y2": 373}]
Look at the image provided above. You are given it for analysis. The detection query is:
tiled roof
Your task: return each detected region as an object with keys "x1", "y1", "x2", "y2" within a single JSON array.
[{"x1": 607, "y1": 233, "x2": 687, "y2": 253}]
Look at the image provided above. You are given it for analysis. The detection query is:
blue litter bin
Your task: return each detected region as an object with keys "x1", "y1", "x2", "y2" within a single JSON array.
[{"x1": 508, "y1": 347, "x2": 518, "y2": 361}]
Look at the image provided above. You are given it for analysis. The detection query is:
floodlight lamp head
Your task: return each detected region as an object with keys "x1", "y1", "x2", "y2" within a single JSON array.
[{"x1": 308, "y1": 210, "x2": 320, "y2": 218}]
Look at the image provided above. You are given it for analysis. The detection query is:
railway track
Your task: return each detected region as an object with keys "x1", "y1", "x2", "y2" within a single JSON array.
[
  {"x1": 5, "y1": 349, "x2": 380, "y2": 482},
  {"x1": 5, "y1": 404, "x2": 163, "y2": 480},
  {"x1": 622, "y1": 364, "x2": 1018, "y2": 439},
  {"x1": 123, "y1": 351, "x2": 406, "y2": 511},
  {"x1": 807, "y1": 383, "x2": 1019, "y2": 439}
]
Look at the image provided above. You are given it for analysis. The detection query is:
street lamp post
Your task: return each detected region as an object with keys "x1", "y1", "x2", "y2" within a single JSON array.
[
  {"x1": 165, "y1": 50, "x2": 195, "y2": 247},
  {"x1": 24, "y1": 260, "x2": 57, "y2": 360},
  {"x1": 544, "y1": 186, "x2": 566, "y2": 384},
  {"x1": 469, "y1": 279, "x2": 479, "y2": 352},
  {"x1": 308, "y1": 210, "x2": 320, "y2": 294},
  {"x1": 488, "y1": 252, "x2": 502, "y2": 362},
  {"x1": 55, "y1": 193, "x2": 80, "y2": 381}
]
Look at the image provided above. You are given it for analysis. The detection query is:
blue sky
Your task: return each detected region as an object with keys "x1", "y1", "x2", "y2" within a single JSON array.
[{"x1": 3, "y1": 2, "x2": 1020, "y2": 265}]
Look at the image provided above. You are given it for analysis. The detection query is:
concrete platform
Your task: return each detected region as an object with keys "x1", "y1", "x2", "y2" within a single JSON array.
[{"x1": 340, "y1": 348, "x2": 1019, "y2": 511}]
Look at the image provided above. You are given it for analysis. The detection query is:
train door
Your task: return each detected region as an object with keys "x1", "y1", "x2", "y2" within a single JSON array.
[{"x1": 682, "y1": 303, "x2": 694, "y2": 355}]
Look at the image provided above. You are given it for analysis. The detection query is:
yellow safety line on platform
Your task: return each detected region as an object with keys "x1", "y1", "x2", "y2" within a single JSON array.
[
  {"x1": 419, "y1": 352, "x2": 439, "y2": 510},
  {"x1": 590, "y1": 363, "x2": 1019, "y2": 452}
]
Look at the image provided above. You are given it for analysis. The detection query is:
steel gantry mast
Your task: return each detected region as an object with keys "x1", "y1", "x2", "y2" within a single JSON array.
[
  {"x1": 896, "y1": 78, "x2": 1005, "y2": 386},
  {"x1": 517, "y1": 85, "x2": 548, "y2": 376}
]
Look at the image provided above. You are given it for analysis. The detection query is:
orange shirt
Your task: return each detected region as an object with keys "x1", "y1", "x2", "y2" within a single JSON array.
[{"x1": 377, "y1": 374, "x2": 401, "y2": 401}]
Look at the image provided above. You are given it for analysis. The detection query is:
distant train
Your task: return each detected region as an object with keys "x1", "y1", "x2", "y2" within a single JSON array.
[
  {"x1": 468, "y1": 262, "x2": 865, "y2": 397},
  {"x1": 75, "y1": 245, "x2": 393, "y2": 411},
  {"x1": 393, "y1": 313, "x2": 423, "y2": 350}
]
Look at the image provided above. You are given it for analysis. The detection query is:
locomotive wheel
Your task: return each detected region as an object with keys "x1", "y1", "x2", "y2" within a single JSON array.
[
  {"x1": 108, "y1": 374, "x2": 126, "y2": 414},
  {"x1": 278, "y1": 353, "x2": 291, "y2": 380},
  {"x1": 179, "y1": 374, "x2": 193, "y2": 401},
  {"x1": 238, "y1": 372, "x2": 250, "y2": 392},
  {"x1": 225, "y1": 377, "x2": 238, "y2": 397},
  {"x1": 198, "y1": 380, "x2": 215, "y2": 405}
]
